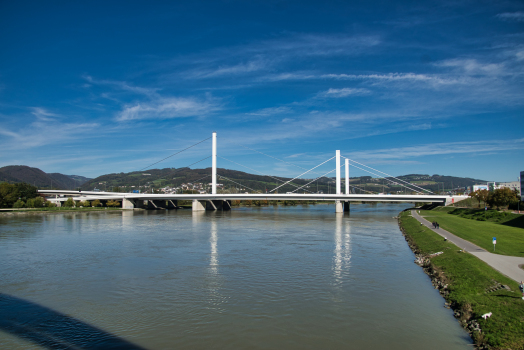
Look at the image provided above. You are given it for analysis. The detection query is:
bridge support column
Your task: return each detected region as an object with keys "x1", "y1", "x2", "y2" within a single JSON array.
[
  {"x1": 344, "y1": 201, "x2": 350, "y2": 212},
  {"x1": 192, "y1": 199, "x2": 206, "y2": 211},
  {"x1": 122, "y1": 198, "x2": 135, "y2": 209},
  {"x1": 335, "y1": 200, "x2": 343, "y2": 213},
  {"x1": 205, "y1": 200, "x2": 232, "y2": 211},
  {"x1": 167, "y1": 200, "x2": 179, "y2": 209}
]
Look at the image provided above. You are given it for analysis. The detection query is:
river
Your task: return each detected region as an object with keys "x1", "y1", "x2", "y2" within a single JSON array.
[{"x1": 0, "y1": 203, "x2": 471, "y2": 349}]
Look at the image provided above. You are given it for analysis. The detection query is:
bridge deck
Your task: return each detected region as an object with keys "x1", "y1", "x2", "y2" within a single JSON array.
[{"x1": 38, "y1": 190, "x2": 466, "y2": 204}]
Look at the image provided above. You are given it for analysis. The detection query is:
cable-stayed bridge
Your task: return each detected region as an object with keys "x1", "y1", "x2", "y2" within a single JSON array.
[{"x1": 38, "y1": 132, "x2": 467, "y2": 212}]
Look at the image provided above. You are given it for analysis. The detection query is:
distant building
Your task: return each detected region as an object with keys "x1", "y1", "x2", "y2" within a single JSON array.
[
  {"x1": 496, "y1": 181, "x2": 520, "y2": 192},
  {"x1": 473, "y1": 185, "x2": 488, "y2": 192},
  {"x1": 521, "y1": 171, "x2": 524, "y2": 201}
]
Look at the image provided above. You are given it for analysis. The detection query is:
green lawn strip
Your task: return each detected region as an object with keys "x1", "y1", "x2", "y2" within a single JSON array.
[
  {"x1": 400, "y1": 212, "x2": 524, "y2": 349},
  {"x1": 419, "y1": 210, "x2": 524, "y2": 257}
]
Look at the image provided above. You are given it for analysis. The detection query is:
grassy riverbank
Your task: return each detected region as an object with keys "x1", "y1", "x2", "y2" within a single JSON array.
[
  {"x1": 399, "y1": 211, "x2": 524, "y2": 350},
  {"x1": 419, "y1": 208, "x2": 524, "y2": 257}
]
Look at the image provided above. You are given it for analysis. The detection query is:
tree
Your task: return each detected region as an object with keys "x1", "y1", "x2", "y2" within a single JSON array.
[
  {"x1": 92, "y1": 199, "x2": 101, "y2": 207},
  {"x1": 0, "y1": 183, "x2": 20, "y2": 208},
  {"x1": 469, "y1": 189, "x2": 489, "y2": 208},
  {"x1": 34, "y1": 196, "x2": 44, "y2": 208},
  {"x1": 26, "y1": 198, "x2": 35, "y2": 208},
  {"x1": 14, "y1": 183, "x2": 38, "y2": 202},
  {"x1": 106, "y1": 199, "x2": 120, "y2": 207},
  {"x1": 487, "y1": 188, "x2": 519, "y2": 209},
  {"x1": 12, "y1": 199, "x2": 25, "y2": 208},
  {"x1": 63, "y1": 197, "x2": 75, "y2": 207}
]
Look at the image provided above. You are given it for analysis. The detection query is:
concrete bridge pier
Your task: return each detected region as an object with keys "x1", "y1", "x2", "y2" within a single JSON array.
[
  {"x1": 122, "y1": 198, "x2": 135, "y2": 209},
  {"x1": 192, "y1": 200, "x2": 206, "y2": 211},
  {"x1": 335, "y1": 200, "x2": 343, "y2": 213}
]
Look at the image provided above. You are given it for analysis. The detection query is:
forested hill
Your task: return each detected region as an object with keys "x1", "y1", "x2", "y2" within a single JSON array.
[
  {"x1": 0, "y1": 165, "x2": 91, "y2": 190},
  {"x1": 0, "y1": 164, "x2": 486, "y2": 194},
  {"x1": 80, "y1": 167, "x2": 486, "y2": 194}
]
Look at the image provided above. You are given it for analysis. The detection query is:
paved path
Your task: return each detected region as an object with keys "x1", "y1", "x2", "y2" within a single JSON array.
[{"x1": 411, "y1": 210, "x2": 524, "y2": 283}]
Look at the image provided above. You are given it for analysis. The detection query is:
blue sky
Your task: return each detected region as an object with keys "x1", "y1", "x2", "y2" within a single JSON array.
[{"x1": 1, "y1": 0, "x2": 523, "y2": 182}]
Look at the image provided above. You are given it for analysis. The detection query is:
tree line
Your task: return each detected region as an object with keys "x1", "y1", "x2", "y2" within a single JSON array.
[{"x1": 469, "y1": 188, "x2": 521, "y2": 209}]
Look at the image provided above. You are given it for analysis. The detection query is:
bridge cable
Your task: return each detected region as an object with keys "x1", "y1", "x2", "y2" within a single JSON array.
[
  {"x1": 139, "y1": 137, "x2": 211, "y2": 171},
  {"x1": 290, "y1": 166, "x2": 377, "y2": 194},
  {"x1": 343, "y1": 161, "x2": 422, "y2": 194},
  {"x1": 230, "y1": 142, "x2": 313, "y2": 172},
  {"x1": 270, "y1": 156, "x2": 335, "y2": 193},
  {"x1": 218, "y1": 175, "x2": 258, "y2": 193},
  {"x1": 218, "y1": 156, "x2": 315, "y2": 194},
  {"x1": 342, "y1": 156, "x2": 434, "y2": 194}
]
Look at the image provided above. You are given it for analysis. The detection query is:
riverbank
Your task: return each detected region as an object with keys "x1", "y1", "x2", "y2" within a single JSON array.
[
  {"x1": 398, "y1": 210, "x2": 524, "y2": 350},
  {"x1": 0, "y1": 207, "x2": 132, "y2": 216}
]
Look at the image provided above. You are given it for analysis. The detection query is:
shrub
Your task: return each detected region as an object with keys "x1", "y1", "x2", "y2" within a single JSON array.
[
  {"x1": 12, "y1": 199, "x2": 25, "y2": 208},
  {"x1": 34, "y1": 197, "x2": 44, "y2": 208}
]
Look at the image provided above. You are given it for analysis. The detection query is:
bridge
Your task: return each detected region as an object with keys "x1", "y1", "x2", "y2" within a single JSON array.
[{"x1": 38, "y1": 132, "x2": 467, "y2": 212}]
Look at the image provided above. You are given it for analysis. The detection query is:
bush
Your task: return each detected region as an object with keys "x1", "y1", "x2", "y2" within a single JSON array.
[
  {"x1": 26, "y1": 198, "x2": 35, "y2": 208},
  {"x1": 12, "y1": 199, "x2": 25, "y2": 208},
  {"x1": 34, "y1": 197, "x2": 44, "y2": 208},
  {"x1": 106, "y1": 199, "x2": 120, "y2": 207}
]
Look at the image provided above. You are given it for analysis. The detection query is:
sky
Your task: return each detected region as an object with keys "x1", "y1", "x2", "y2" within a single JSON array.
[{"x1": 0, "y1": 0, "x2": 523, "y2": 183}]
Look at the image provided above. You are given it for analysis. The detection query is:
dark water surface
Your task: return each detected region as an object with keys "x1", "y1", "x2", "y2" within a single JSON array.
[{"x1": 0, "y1": 203, "x2": 471, "y2": 349}]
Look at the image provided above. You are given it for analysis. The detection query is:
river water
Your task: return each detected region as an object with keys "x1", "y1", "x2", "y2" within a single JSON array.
[{"x1": 0, "y1": 203, "x2": 471, "y2": 349}]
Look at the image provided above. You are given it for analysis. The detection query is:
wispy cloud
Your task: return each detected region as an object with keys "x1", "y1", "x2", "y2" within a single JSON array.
[
  {"x1": 116, "y1": 96, "x2": 221, "y2": 121},
  {"x1": 0, "y1": 113, "x2": 99, "y2": 150},
  {"x1": 347, "y1": 138, "x2": 524, "y2": 162},
  {"x1": 246, "y1": 106, "x2": 291, "y2": 116},
  {"x1": 496, "y1": 12, "x2": 524, "y2": 22},
  {"x1": 83, "y1": 75, "x2": 160, "y2": 97},
  {"x1": 30, "y1": 107, "x2": 58, "y2": 121},
  {"x1": 435, "y1": 58, "x2": 505, "y2": 76},
  {"x1": 316, "y1": 87, "x2": 370, "y2": 98},
  {"x1": 188, "y1": 59, "x2": 268, "y2": 79}
]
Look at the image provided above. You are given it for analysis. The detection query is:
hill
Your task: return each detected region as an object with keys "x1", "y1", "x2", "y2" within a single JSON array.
[
  {"x1": 0, "y1": 165, "x2": 91, "y2": 190},
  {"x1": 80, "y1": 167, "x2": 486, "y2": 195}
]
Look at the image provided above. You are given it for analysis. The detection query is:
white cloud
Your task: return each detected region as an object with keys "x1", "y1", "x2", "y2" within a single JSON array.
[
  {"x1": 496, "y1": 12, "x2": 524, "y2": 22},
  {"x1": 317, "y1": 87, "x2": 370, "y2": 98},
  {"x1": 436, "y1": 58, "x2": 505, "y2": 76},
  {"x1": 116, "y1": 97, "x2": 220, "y2": 121},
  {"x1": 0, "y1": 117, "x2": 99, "y2": 150},
  {"x1": 83, "y1": 75, "x2": 160, "y2": 97},
  {"x1": 347, "y1": 138, "x2": 524, "y2": 162},
  {"x1": 190, "y1": 60, "x2": 268, "y2": 79},
  {"x1": 30, "y1": 107, "x2": 58, "y2": 121},
  {"x1": 247, "y1": 106, "x2": 291, "y2": 116}
]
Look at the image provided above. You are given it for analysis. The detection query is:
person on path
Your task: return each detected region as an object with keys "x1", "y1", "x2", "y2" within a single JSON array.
[{"x1": 520, "y1": 281, "x2": 524, "y2": 300}]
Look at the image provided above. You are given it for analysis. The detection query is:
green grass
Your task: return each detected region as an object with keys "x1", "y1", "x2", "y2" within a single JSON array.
[
  {"x1": 420, "y1": 209, "x2": 524, "y2": 257},
  {"x1": 399, "y1": 212, "x2": 524, "y2": 349}
]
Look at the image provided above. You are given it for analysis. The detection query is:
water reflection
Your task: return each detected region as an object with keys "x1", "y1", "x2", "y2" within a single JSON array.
[
  {"x1": 333, "y1": 213, "x2": 352, "y2": 287},
  {"x1": 210, "y1": 219, "x2": 218, "y2": 272}
]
